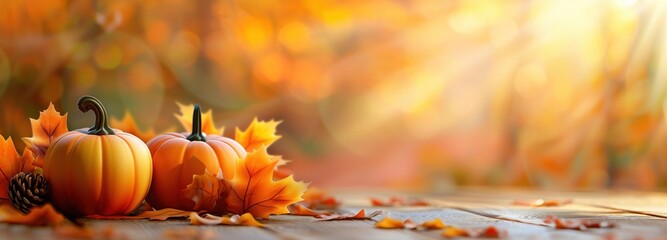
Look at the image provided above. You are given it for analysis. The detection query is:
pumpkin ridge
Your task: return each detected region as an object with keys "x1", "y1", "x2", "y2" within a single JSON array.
[{"x1": 116, "y1": 134, "x2": 140, "y2": 213}]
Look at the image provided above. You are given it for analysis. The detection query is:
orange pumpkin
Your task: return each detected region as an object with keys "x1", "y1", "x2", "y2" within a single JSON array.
[
  {"x1": 146, "y1": 104, "x2": 246, "y2": 210},
  {"x1": 44, "y1": 96, "x2": 153, "y2": 217}
]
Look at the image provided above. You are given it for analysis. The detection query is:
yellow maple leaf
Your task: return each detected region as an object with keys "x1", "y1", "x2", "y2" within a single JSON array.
[
  {"x1": 0, "y1": 137, "x2": 36, "y2": 206},
  {"x1": 225, "y1": 146, "x2": 307, "y2": 218},
  {"x1": 235, "y1": 118, "x2": 282, "y2": 152},
  {"x1": 183, "y1": 170, "x2": 229, "y2": 213},
  {"x1": 110, "y1": 112, "x2": 158, "y2": 142},
  {"x1": 21, "y1": 103, "x2": 68, "y2": 168},
  {"x1": 175, "y1": 102, "x2": 224, "y2": 135}
]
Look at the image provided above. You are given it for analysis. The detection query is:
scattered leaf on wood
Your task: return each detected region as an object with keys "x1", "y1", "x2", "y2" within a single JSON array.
[
  {"x1": 87, "y1": 208, "x2": 192, "y2": 221},
  {"x1": 544, "y1": 216, "x2": 616, "y2": 230},
  {"x1": 189, "y1": 212, "x2": 264, "y2": 227},
  {"x1": 315, "y1": 208, "x2": 384, "y2": 221},
  {"x1": 370, "y1": 197, "x2": 429, "y2": 207},
  {"x1": 164, "y1": 228, "x2": 217, "y2": 240},
  {"x1": 288, "y1": 204, "x2": 330, "y2": 216},
  {"x1": 302, "y1": 187, "x2": 340, "y2": 209},
  {"x1": 184, "y1": 169, "x2": 229, "y2": 213},
  {"x1": 110, "y1": 112, "x2": 160, "y2": 142},
  {"x1": 442, "y1": 226, "x2": 504, "y2": 238},
  {"x1": 0, "y1": 138, "x2": 36, "y2": 206},
  {"x1": 226, "y1": 146, "x2": 307, "y2": 219},
  {"x1": 235, "y1": 118, "x2": 282, "y2": 152},
  {"x1": 0, "y1": 203, "x2": 64, "y2": 226},
  {"x1": 512, "y1": 199, "x2": 573, "y2": 207},
  {"x1": 175, "y1": 102, "x2": 225, "y2": 135},
  {"x1": 375, "y1": 217, "x2": 406, "y2": 229},
  {"x1": 21, "y1": 103, "x2": 68, "y2": 168},
  {"x1": 375, "y1": 217, "x2": 447, "y2": 230}
]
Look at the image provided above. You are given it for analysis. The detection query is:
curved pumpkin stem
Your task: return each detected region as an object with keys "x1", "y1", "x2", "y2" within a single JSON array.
[
  {"x1": 187, "y1": 104, "x2": 207, "y2": 142},
  {"x1": 78, "y1": 95, "x2": 115, "y2": 135}
]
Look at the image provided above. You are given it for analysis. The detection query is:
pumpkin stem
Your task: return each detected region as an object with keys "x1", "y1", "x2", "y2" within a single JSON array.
[
  {"x1": 187, "y1": 104, "x2": 206, "y2": 142},
  {"x1": 78, "y1": 95, "x2": 115, "y2": 135}
]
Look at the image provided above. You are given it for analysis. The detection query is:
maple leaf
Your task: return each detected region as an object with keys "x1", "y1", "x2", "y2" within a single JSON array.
[
  {"x1": 183, "y1": 170, "x2": 229, "y2": 213},
  {"x1": 302, "y1": 187, "x2": 340, "y2": 209},
  {"x1": 110, "y1": 112, "x2": 159, "y2": 142},
  {"x1": 315, "y1": 209, "x2": 385, "y2": 221},
  {"x1": 189, "y1": 212, "x2": 264, "y2": 227},
  {"x1": 175, "y1": 102, "x2": 224, "y2": 135},
  {"x1": 376, "y1": 217, "x2": 406, "y2": 229},
  {"x1": 21, "y1": 103, "x2": 68, "y2": 168},
  {"x1": 225, "y1": 146, "x2": 307, "y2": 219},
  {"x1": 0, "y1": 203, "x2": 64, "y2": 226},
  {"x1": 544, "y1": 216, "x2": 615, "y2": 230},
  {"x1": 376, "y1": 217, "x2": 447, "y2": 230},
  {"x1": 235, "y1": 118, "x2": 282, "y2": 152},
  {"x1": 0, "y1": 137, "x2": 36, "y2": 206},
  {"x1": 88, "y1": 208, "x2": 193, "y2": 221}
]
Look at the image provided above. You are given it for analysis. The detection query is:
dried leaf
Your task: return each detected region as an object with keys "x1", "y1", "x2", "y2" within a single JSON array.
[
  {"x1": 370, "y1": 197, "x2": 429, "y2": 207},
  {"x1": 175, "y1": 102, "x2": 224, "y2": 135},
  {"x1": 235, "y1": 118, "x2": 282, "y2": 152},
  {"x1": 189, "y1": 212, "x2": 264, "y2": 227},
  {"x1": 0, "y1": 203, "x2": 64, "y2": 226},
  {"x1": 288, "y1": 204, "x2": 330, "y2": 216},
  {"x1": 88, "y1": 208, "x2": 192, "y2": 221},
  {"x1": 442, "y1": 226, "x2": 505, "y2": 238},
  {"x1": 226, "y1": 146, "x2": 307, "y2": 218},
  {"x1": 110, "y1": 112, "x2": 159, "y2": 142},
  {"x1": 183, "y1": 170, "x2": 228, "y2": 213},
  {"x1": 544, "y1": 216, "x2": 616, "y2": 230},
  {"x1": 375, "y1": 217, "x2": 446, "y2": 230},
  {"x1": 302, "y1": 187, "x2": 340, "y2": 209},
  {"x1": 375, "y1": 217, "x2": 405, "y2": 229},
  {"x1": 315, "y1": 209, "x2": 384, "y2": 221},
  {"x1": 0, "y1": 137, "x2": 36, "y2": 205},
  {"x1": 513, "y1": 199, "x2": 573, "y2": 207},
  {"x1": 442, "y1": 227, "x2": 469, "y2": 238},
  {"x1": 21, "y1": 103, "x2": 68, "y2": 168}
]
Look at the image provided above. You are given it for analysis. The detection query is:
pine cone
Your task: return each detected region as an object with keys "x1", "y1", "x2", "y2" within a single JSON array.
[{"x1": 8, "y1": 172, "x2": 50, "y2": 213}]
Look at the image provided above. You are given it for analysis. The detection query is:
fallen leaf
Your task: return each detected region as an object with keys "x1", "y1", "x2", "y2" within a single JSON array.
[
  {"x1": 235, "y1": 118, "x2": 282, "y2": 152},
  {"x1": 87, "y1": 208, "x2": 192, "y2": 221},
  {"x1": 370, "y1": 197, "x2": 429, "y2": 207},
  {"x1": 272, "y1": 156, "x2": 292, "y2": 180},
  {"x1": 0, "y1": 203, "x2": 64, "y2": 226},
  {"x1": 175, "y1": 102, "x2": 224, "y2": 135},
  {"x1": 0, "y1": 137, "x2": 36, "y2": 206},
  {"x1": 476, "y1": 226, "x2": 504, "y2": 238},
  {"x1": 183, "y1": 169, "x2": 229, "y2": 213},
  {"x1": 110, "y1": 112, "x2": 159, "y2": 142},
  {"x1": 189, "y1": 212, "x2": 264, "y2": 227},
  {"x1": 544, "y1": 216, "x2": 616, "y2": 230},
  {"x1": 21, "y1": 103, "x2": 68, "y2": 168},
  {"x1": 315, "y1": 209, "x2": 384, "y2": 221},
  {"x1": 288, "y1": 204, "x2": 330, "y2": 216},
  {"x1": 226, "y1": 146, "x2": 307, "y2": 218},
  {"x1": 302, "y1": 187, "x2": 340, "y2": 209},
  {"x1": 513, "y1": 199, "x2": 573, "y2": 207},
  {"x1": 442, "y1": 226, "x2": 469, "y2": 238},
  {"x1": 375, "y1": 217, "x2": 405, "y2": 229},
  {"x1": 375, "y1": 217, "x2": 447, "y2": 230}
]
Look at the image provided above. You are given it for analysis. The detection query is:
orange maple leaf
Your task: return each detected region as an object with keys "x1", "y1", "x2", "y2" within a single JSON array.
[
  {"x1": 175, "y1": 102, "x2": 224, "y2": 135},
  {"x1": 0, "y1": 137, "x2": 36, "y2": 206},
  {"x1": 225, "y1": 146, "x2": 307, "y2": 218},
  {"x1": 183, "y1": 170, "x2": 229, "y2": 213},
  {"x1": 189, "y1": 212, "x2": 263, "y2": 227},
  {"x1": 110, "y1": 112, "x2": 158, "y2": 142},
  {"x1": 235, "y1": 118, "x2": 282, "y2": 152},
  {"x1": 0, "y1": 203, "x2": 64, "y2": 226},
  {"x1": 21, "y1": 102, "x2": 68, "y2": 168}
]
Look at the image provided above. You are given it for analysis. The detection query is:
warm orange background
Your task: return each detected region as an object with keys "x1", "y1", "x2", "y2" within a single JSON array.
[{"x1": 0, "y1": 0, "x2": 664, "y2": 190}]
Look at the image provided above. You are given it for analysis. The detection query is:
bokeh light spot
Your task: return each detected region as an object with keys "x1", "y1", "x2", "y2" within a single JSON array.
[
  {"x1": 94, "y1": 42, "x2": 123, "y2": 70},
  {"x1": 279, "y1": 21, "x2": 311, "y2": 53},
  {"x1": 514, "y1": 63, "x2": 548, "y2": 99}
]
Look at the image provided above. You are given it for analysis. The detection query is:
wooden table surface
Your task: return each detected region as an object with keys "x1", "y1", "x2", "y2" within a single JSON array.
[{"x1": 3, "y1": 187, "x2": 667, "y2": 239}]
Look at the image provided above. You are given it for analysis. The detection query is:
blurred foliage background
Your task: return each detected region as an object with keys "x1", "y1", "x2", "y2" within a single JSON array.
[{"x1": 0, "y1": 0, "x2": 665, "y2": 190}]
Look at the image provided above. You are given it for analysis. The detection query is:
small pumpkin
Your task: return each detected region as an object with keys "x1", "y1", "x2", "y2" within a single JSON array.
[
  {"x1": 146, "y1": 104, "x2": 247, "y2": 210},
  {"x1": 44, "y1": 96, "x2": 152, "y2": 217}
]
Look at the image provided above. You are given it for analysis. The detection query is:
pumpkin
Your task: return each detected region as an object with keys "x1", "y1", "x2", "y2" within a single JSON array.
[
  {"x1": 44, "y1": 96, "x2": 153, "y2": 217},
  {"x1": 146, "y1": 104, "x2": 246, "y2": 210}
]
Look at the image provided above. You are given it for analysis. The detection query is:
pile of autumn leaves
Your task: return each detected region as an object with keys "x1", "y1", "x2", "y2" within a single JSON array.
[{"x1": 0, "y1": 103, "x2": 306, "y2": 223}]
